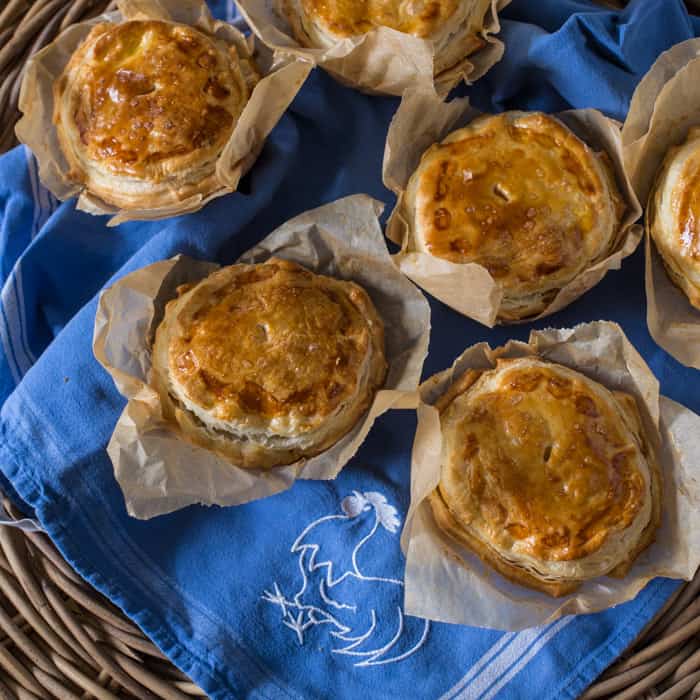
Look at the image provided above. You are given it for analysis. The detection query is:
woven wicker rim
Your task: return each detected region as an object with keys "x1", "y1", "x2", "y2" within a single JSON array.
[
  {"x1": 583, "y1": 569, "x2": 700, "y2": 700},
  {"x1": 0, "y1": 498, "x2": 206, "y2": 700},
  {"x1": 2, "y1": 493, "x2": 700, "y2": 700}
]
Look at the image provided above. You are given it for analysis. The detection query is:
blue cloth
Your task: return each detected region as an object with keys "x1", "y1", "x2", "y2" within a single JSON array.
[{"x1": 1, "y1": 0, "x2": 699, "y2": 698}]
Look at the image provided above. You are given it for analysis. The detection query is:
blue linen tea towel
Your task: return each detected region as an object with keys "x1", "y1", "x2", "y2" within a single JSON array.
[{"x1": 2, "y1": 1, "x2": 700, "y2": 698}]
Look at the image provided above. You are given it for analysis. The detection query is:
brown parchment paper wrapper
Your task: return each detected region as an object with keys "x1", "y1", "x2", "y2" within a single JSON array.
[
  {"x1": 93, "y1": 195, "x2": 430, "y2": 519},
  {"x1": 622, "y1": 39, "x2": 700, "y2": 370},
  {"x1": 400, "y1": 321, "x2": 700, "y2": 630},
  {"x1": 384, "y1": 89, "x2": 643, "y2": 327},
  {"x1": 15, "y1": 0, "x2": 311, "y2": 226},
  {"x1": 236, "y1": 0, "x2": 509, "y2": 96}
]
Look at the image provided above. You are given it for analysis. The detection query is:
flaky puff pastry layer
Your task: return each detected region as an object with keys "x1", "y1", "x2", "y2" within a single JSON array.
[
  {"x1": 647, "y1": 126, "x2": 700, "y2": 311},
  {"x1": 53, "y1": 20, "x2": 257, "y2": 211},
  {"x1": 151, "y1": 258, "x2": 387, "y2": 469},
  {"x1": 279, "y1": 0, "x2": 491, "y2": 75},
  {"x1": 428, "y1": 358, "x2": 662, "y2": 597},
  {"x1": 404, "y1": 112, "x2": 624, "y2": 322}
]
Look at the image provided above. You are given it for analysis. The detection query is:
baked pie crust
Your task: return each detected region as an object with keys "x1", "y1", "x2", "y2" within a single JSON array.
[
  {"x1": 151, "y1": 258, "x2": 388, "y2": 468},
  {"x1": 402, "y1": 112, "x2": 625, "y2": 322},
  {"x1": 647, "y1": 126, "x2": 700, "y2": 310},
  {"x1": 53, "y1": 19, "x2": 257, "y2": 212},
  {"x1": 428, "y1": 357, "x2": 662, "y2": 596},
  {"x1": 279, "y1": 0, "x2": 493, "y2": 75}
]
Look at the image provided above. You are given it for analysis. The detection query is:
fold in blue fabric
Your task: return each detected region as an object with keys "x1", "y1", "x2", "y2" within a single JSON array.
[{"x1": 1, "y1": 1, "x2": 699, "y2": 698}]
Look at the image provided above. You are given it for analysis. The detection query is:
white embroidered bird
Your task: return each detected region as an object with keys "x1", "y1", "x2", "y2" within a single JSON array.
[{"x1": 262, "y1": 491, "x2": 429, "y2": 667}]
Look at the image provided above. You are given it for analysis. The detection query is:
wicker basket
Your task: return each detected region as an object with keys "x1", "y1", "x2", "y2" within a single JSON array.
[
  {"x1": 2, "y1": 497, "x2": 700, "y2": 700},
  {"x1": 0, "y1": 499, "x2": 206, "y2": 699},
  {"x1": 584, "y1": 572, "x2": 700, "y2": 700},
  {"x1": 1, "y1": 1, "x2": 700, "y2": 699}
]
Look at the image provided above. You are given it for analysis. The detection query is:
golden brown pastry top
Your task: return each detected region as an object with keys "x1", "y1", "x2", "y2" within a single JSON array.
[
  {"x1": 647, "y1": 127, "x2": 700, "y2": 310},
  {"x1": 59, "y1": 20, "x2": 247, "y2": 179},
  {"x1": 438, "y1": 360, "x2": 647, "y2": 563},
  {"x1": 168, "y1": 259, "x2": 383, "y2": 432},
  {"x1": 412, "y1": 113, "x2": 619, "y2": 300},
  {"x1": 670, "y1": 146, "x2": 700, "y2": 268},
  {"x1": 299, "y1": 0, "x2": 460, "y2": 37}
]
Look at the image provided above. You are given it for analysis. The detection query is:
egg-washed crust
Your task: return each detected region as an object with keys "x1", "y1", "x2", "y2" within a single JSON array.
[
  {"x1": 606, "y1": 392, "x2": 662, "y2": 581},
  {"x1": 403, "y1": 112, "x2": 625, "y2": 323},
  {"x1": 53, "y1": 20, "x2": 257, "y2": 211},
  {"x1": 647, "y1": 126, "x2": 700, "y2": 311},
  {"x1": 278, "y1": 0, "x2": 491, "y2": 76},
  {"x1": 151, "y1": 258, "x2": 387, "y2": 469},
  {"x1": 428, "y1": 487, "x2": 579, "y2": 597},
  {"x1": 428, "y1": 358, "x2": 662, "y2": 598}
]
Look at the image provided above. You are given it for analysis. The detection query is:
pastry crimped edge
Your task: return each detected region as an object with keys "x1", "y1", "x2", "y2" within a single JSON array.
[
  {"x1": 647, "y1": 126, "x2": 700, "y2": 311},
  {"x1": 427, "y1": 0, "x2": 492, "y2": 75},
  {"x1": 427, "y1": 361, "x2": 663, "y2": 598},
  {"x1": 150, "y1": 259, "x2": 388, "y2": 469},
  {"x1": 277, "y1": 0, "x2": 491, "y2": 77},
  {"x1": 52, "y1": 20, "x2": 258, "y2": 212},
  {"x1": 402, "y1": 111, "x2": 625, "y2": 323}
]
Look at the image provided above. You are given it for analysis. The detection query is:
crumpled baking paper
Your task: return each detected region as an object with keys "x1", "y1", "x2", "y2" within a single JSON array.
[
  {"x1": 94, "y1": 194, "x2": 430, "y2": 518},
  {"x1": 402, "y1": 321, "x2": 700, "y2": 630}
]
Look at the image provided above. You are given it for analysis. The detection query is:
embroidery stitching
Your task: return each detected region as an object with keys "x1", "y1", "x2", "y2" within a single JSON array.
[{"x1": 262, "y1": 491, "x2": 429, "y2": 668}]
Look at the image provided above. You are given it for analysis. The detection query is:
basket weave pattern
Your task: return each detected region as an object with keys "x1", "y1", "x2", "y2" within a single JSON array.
[
  {"x1": 1, "y1": 1, "x2": 700, "y2": 699},
  {"x1": 3, "y1": 495, "x2": 700, "y2": 699},
  {"x1": 0, "y1": 500, "x2": 205, "y2": 699},
  {"x1": 584, "y1": 571, "x2": 700, "y2": 700}
]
